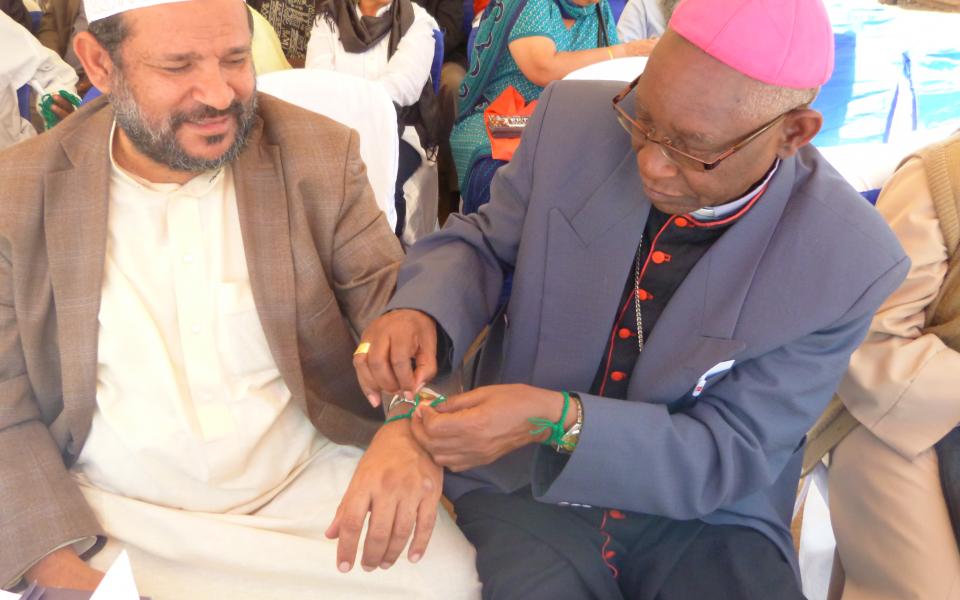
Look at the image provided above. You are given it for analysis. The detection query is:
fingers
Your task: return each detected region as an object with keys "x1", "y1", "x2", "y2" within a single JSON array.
[
  {"x1": 408, "y1": 499, "x2": 438, "y2": 563},
  {"x1": 430, "y1": 389, "x2": 486, "y2": 413},
  {"x1": 380, "y1": 499, "x2": 417, "y2": 568},
  {"x1": 366, "y1": 339, "x2": 403, "y2": 398},
  {"x1": 354, "y1": 310, "x2": 439, "y2": 404},
  {"x1": 412, "y1": 331, "x2": 438, "y2": 389},
  {"x1": 353, "y1": 350, "x2": 382, "y2": 407},
  {"x1": 388, "y1": 336, "x2": 418, "y2": 397},
  {"x1": 327, "y1": 492, "x2": 371, "y2": 573},
  {"x1": 359, "y1": 497, "x2": 397, "y2": 571}
]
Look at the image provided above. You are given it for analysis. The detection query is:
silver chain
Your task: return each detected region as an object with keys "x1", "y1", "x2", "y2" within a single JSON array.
[{"x1": 633, "y1": 232, "x2": 645, "y2": 353}]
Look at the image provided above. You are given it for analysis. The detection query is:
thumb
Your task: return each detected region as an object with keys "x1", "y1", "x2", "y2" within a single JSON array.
[{"x1": 431, "y1": 389, "x2": 486, "y2": 413}]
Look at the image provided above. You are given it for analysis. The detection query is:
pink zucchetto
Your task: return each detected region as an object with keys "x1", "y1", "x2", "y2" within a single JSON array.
[{"x1": 669, "y1": 0, "x2": 835, "y2": 89}]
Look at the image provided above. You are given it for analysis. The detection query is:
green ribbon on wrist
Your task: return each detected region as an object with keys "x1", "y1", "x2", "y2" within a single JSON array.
[
  {"x1": 528, "y1": 391, "x2": 570, "y2": 446},
  {"x1": 383, "y1": 392, "x2": 448, "y2": 424}
]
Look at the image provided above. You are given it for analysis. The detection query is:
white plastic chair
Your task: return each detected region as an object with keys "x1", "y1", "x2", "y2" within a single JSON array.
[
  {"x1": 563, "y1": 57, "x2": 648, "y2": 83},
  {"x1": 257, "y1": 69, "x2": 400, "y2": 231}
]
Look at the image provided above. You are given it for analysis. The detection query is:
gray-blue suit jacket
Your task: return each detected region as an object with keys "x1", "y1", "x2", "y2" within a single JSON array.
[{"x1": 388, "y1": 80, "x2": 909, "y2": 573}]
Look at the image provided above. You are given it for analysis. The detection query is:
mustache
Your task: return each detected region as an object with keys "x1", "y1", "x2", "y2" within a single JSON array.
[{"x1": 170, "y1": 100, "x2": 247, "y2": 130}]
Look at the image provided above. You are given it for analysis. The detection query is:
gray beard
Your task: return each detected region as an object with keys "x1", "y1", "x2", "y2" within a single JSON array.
[{"x1": 109, "y1": 71, "x2": 258, "y2": 173}]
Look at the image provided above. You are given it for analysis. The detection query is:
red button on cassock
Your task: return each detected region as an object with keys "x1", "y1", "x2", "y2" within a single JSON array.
[
  {"x1": 618, "y1": 328, "x2": 633, "y2": 339},
  {"x1": 611, "y1": 371, "x2": 626, "y2": 382},
  {"x1": 652, "y1": 251, "x2": 671, "y2": 264},
  {"x1": 637, "y1": 289, "x2": 652, "y2": 301}
]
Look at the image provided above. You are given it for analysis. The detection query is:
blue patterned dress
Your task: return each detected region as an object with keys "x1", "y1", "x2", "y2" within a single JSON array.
[{"x1": 452, "y1": 0, "x2": 618, "y2": 213}]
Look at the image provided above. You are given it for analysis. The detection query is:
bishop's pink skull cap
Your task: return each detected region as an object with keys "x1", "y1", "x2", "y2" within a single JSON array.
[{"x1": 669, "y1": 0, "x2": 835, "y2": 89}]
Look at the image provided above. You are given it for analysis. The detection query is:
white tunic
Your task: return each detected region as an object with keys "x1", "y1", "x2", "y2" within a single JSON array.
[
  {"x1": 71, "y1": 127, "x2": 480, "y2": 599},
  {"x1": 75, "y1": 130, "x2": 320, "y2": 513}
]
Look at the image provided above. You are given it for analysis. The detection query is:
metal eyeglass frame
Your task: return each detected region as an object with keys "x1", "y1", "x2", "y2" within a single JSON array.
[{"x1": 612, "y1": 74, "x2": 795, "y2": 172}]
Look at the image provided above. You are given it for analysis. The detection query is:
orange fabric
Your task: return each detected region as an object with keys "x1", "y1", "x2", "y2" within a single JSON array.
[
  {"x1": 484, "y1": 86, "x2": 538, "y2": 162},
  {"x1": 473, "y1": 0, "x2": 489, "y2": 19}
]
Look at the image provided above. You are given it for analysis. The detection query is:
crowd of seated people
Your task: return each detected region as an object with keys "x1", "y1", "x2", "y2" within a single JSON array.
[{"x1": 1, "y1": 0, "x2": 958, "y2": 597}]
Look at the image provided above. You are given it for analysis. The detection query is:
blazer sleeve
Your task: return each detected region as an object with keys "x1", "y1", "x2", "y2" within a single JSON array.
[
  {"x1": 838, "y1": 157, "x2": 960, "y2": 459},
  {"x1": 384, "y1": 81, "x2": 558, "y2": 365},
  {"x1": 0, "y1": 243, "x2": 102, "y2": 588},
  {"x1": 331, "y1": 129, "x2": 406, "y2": 336},
  {"x1": 531, "y1": 252, "x2": 910, "y2": 519}
]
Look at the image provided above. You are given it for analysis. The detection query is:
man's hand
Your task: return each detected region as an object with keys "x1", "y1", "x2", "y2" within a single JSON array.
[
  {"x1": 49, "y1": 92, "x2": 78, "y2": 123},
  {"x1": 24, "y1": 546, "x2": 104, "y2": 591},
  {"x1": 354, "y1": 309, "x2": 438, "y2": 407},
  {"x1": 411, "y1": 384, "x2": 572, "y2": 472},
  {"x1": 326, "y1": 421, "x2": 442, "y2": 572}
]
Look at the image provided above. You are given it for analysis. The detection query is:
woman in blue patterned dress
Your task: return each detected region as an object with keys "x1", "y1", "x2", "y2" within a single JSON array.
[{"x1": 452, "y1": 0, "x2": 655, "y2": 213}]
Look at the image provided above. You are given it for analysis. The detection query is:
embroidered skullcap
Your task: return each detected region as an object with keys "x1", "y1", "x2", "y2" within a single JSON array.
[
  {"x1": 85, "y1": 0, "x2": 194, "y2": 22},
  {"x1": 669, "y1": 0, "x2": 835, "y2": 89}
]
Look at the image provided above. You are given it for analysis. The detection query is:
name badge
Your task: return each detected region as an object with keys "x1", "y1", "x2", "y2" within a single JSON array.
[{"x1": 692, "y1": 360, "x2": 736, "y2": 398}]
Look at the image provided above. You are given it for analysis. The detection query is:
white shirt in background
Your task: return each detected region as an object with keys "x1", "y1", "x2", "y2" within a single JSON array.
[
  {"x1": 0, "y1": 11, "x2": 78, "y2": 150},
  {"x1": 304, "y1": 2, "x2": 437, "y2": 108},
  {"x1": 617, "y1": 0, "x2": 667, "y2": 42}
]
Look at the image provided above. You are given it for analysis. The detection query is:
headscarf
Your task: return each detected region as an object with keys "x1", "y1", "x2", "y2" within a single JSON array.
[
  {"x1": 316, "y1": 0, "x2": 414, "y2": 55},
  {"x1": 316, "y1": 0, "x2": 440, "y2": 151}
]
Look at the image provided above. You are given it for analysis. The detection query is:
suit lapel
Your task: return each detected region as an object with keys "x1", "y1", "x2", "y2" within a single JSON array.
[
  {"x1": 628, "y1": 158, "x2": 797, "y2": 404},
  {"x1": 532, "y1": 149, "x2": 649, "y2": 390},
  {"x1": 233, "y1": 118, "x2": 306, "y2": 403},
  {"x1": 43, "y1": 104, "x2": 113, "y2": 454}
]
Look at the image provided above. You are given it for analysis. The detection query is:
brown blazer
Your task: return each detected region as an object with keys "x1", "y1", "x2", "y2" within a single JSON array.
[{"x1": 0, "y1": 94, "x2": 404, "y2": 586}]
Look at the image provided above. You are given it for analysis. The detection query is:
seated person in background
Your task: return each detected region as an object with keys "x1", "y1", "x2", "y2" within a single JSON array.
[
  {"x1": 306, "y1": 0, "x2": 440, "y2": 242},
  {"x1": 830, "y1": 131, "x2": 960, "y2": 600},
  {"x1": 0, "y1": 0, "x2": 480, "y2": 596},
  {"x1": 353, "y1": 0, "x2": 910, "y2": 596},
  {"x1": 616, "y1": 0, "x2": 678, "y2": 42},
  {"x1": 1, "y1": 0, "x2": 32, "y2": 29},
  {"x1": 0, "y1": 11, "x2": 78, "y2": 150},
  {"x1": 414, "y1": 0, "x2": 468, "y2": 216},
  {"x1": 452, "y1": 0, "x2": 652, "y2": 215},
  {"x1": 249, "y1": 5, "x2": 293, "y2": 74},
  {"x1": 36, "y1": 0, "x2": 91, "y2": 94},
  {"x1": 247, "y1": 0, "x2": 315, "y2": 66}
]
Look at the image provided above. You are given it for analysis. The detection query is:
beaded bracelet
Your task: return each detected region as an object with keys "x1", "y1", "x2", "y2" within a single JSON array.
[{"x1": 527, "y1": 391, "x2": 571, "y2": 447}]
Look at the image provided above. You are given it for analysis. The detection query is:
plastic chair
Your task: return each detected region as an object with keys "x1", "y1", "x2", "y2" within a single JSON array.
[
  {"x1": 256, "y1": 69, "x2": 400, "y2": 231},
  {"x1": 431, "y1": 29, "x2": 444, "y2": 95},
  {"x1": 563, "y1": 56, "x2": 647, "y2": 82}
]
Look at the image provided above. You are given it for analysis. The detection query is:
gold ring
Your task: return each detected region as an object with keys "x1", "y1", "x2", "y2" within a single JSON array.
[{"x1": 353, "y1": 342, "x2": 371, "y2": 357}]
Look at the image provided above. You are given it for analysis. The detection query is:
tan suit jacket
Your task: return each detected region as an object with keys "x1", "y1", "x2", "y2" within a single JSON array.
[
  {"x1": 830, "y1": 157, "x2": 960, "y2": 600},
  {"x1": 0, "y1": 94, "x2": 403, "y2": 586},
  {"x1": 838, "y1": 157, "x2": 960, "y2": 459}
]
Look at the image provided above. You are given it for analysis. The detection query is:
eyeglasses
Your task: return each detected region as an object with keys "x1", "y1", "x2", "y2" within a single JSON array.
[{"x1": 612, "y1": 74, "x2": 794, "y2": 171}]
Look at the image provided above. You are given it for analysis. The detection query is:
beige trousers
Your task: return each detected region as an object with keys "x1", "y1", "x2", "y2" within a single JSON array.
[
  {"x1": 80, "y1": 443, "x2": 481, "y2": 600},
  {"x1": 829, "y1": 425, "x2": 960, "y2": 600}
]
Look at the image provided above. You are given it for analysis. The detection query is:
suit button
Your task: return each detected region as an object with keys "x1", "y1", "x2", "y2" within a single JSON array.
[{"x1": 610, "y1": 371, "x2": 626, "y2": 382}]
